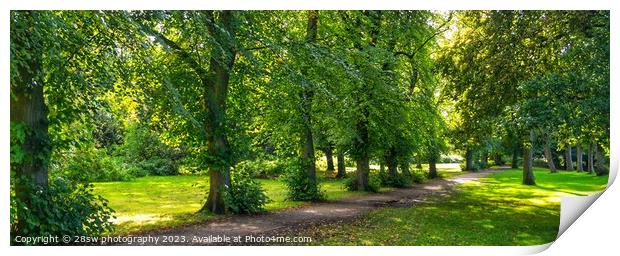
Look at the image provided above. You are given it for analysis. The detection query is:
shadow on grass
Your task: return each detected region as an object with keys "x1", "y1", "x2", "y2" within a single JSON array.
[{"x1": 308, "y1": 168, "x2": 607, "y2": 246}]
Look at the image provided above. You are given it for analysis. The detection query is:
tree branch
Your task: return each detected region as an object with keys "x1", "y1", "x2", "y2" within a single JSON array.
[
  {"x1": 394, "y1": 12, "x2": 454, "y2": 59},
  {"x1": 136, "y1": 21, "x2": 209, "y2": 82}
]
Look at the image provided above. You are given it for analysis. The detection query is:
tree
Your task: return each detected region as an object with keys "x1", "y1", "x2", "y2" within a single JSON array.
[
  {"x1": 11, "y1": 10, "x2": 124, "y2": 235},
  {"x1": 135, "y1": 11, "x2": 240, "y2": 213}
]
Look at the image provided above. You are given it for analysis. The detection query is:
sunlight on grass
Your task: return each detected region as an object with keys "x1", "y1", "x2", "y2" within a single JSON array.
[
  {"x1": 309, "y1": 168, "x2": 608, "y2": 246},
  {"x1": 435, "y1": 163, "x2": 463, "y2": 178},
  {"x1": 93, "y1": 174, "x2": 368, "y2": 234}
]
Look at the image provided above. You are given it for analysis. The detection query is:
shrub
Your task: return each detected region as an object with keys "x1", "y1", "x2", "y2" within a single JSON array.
[
  {"x1": 409, "y1": 171, "x2": 428, "y2": 183},
  {"x1": 282, "y1": 160, "x2": 325, "y2": 201},
  {"x1": 345, "y1": 174, "x2": 381, "y2": 193},
  {"x1": 53, "y1": 148, "x2": 133, "y2": 182},
  {"x1": 135, "y1": 158, "x2": 179, "y2": 176},
  {"x1": 119, "y1": 125, "x2": 182, "y2": 176},
  {"x1": 439, "y1": 154, "x2": 463, "y2": 163},
  {"x1": 223, "y1": 171, "x2": 270, "y2": 214},
  {"x1": 378, "y1": 171, "x2": 411, "y2": 188},
  {"x1": 10, "y1": 178, "x2": 115, "y2": 244},
  {"x1": 235, "y1": 158, "x2": 286, "y2": 179},
  {"x1": 459, "y1": 162, "x2": 483, "y2": 172},
  {"x1": 533, "y1": 159, "x2": 549, "y2": 168}
]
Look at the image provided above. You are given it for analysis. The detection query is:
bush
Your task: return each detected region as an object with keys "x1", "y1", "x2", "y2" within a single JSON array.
[
  {"x1": 53, "y1": 148, "x2": 133, "y2": 182},
  {"x1": 119, "y1": 125, "x2": 182, "y2": 176},
  {"x1": 135, "y1": 158, "x2": 179, "y2": 176},
  {"x1": 533, "y1": 159, "x2": 549, "y2": 168},
  {"x1": 459, "y1": 162, "x2": 484, "y2": 172},
  {"x1": 223, "y1": 171, "x2": 270, "y2": 214},
  {"x1": 439, "y1": 154, "x2": 463, "y2": 163},
  {"x1": 235, "y1": 158, "x2": 286, "y2": 179},
  {"x1": 378, "y1": 171, "x2": 411, "y2": 188},
  {"x1": 282, "y1": 160, "x2": 325, "y2": 201},
  {"x1": 345, "y1": 174, "x2": 381, "y2": 193},
  {"x1": 10, "y1": 178, "x2": 115, "y2": 244},
  {"x1": 409, "y1": 171, "x2": 428, "y2": 183}
]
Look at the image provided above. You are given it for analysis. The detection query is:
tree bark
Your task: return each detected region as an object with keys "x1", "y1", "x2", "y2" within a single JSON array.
[
  {"x1": 594, "y1": 144, "x2": 608, "y2": 176},
  {"x1": 11, "y1": 12, "x2": 52, "y2": 235},
  {"x1": 565, "y1": 145, "x2": 573, "y2": 170},
  {"x1": 465, "y1": 148, "x2": 474, "y2": 171},
  {"x1": 576, "y1": 145, "x2": 583, "y2": 172},
  {"x1": 587, "y1": 142, "x2": 594, "y2": 174},
  {"x1": 355, "y1": 157, "x2": 370, "y2": 191},
  {"x1": 523, "y1": 132, "x2": 536, "y2": 185},
  {"x1": 543, "y1": 133, "x2": 557, "y2": 173},
  {"x1": 11, "y1": 10, "x2": 51, "y2": 194},
  {"x1": 201, "y1": 11, "x2": 237, "y2": 214},
  {"x1": 428, "y1": 158, "x2": 438, "y2": 179},
  {"x1": 324, "y1": 145, "x2": 335, "y2": 174},
  {"x1": 481, "y1": 150, "x2": 488, "y2": 168},
  {"x1": 386, "y1": 147, "x2": 398, "y2": 178},
  {"x1": 400, "y1": 162, "x2": 411, "y2": 177},
  {"x1": 494, "y1": 153, "x2": 503, "y2": 166},
  {"x1": 298, "y1": 10, "x2": 319, "y2": 184},
  {"x1": 511, "y1": 144, "x2": 519, "y2": 168},
  {"x1": 336, "y1": 150, "x2": 346, "y2": 178},
  {"x1": 353, "y1": 104, "x2": 370, "y2": 190}
]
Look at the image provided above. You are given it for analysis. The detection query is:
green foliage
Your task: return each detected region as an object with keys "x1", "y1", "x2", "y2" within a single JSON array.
[
  {"x1": 282, "y1": 160, "x2": 325, "y2": 201},
  {"x1": 52, "y1": 147, "x2": 133, "y2": 182},
  {"x1": 378, "y1": 171, "x2": 411, "y2": 188},
  {"x1": 10, "y1": 122, "x2": 27, "y2": 165},
  {"x1": 11, "y1": 178, "x2": 115, "y2": 244},
  {"x1": 119, "y1": 124, "x2": 182, "y2": 176},
  {"x1": 439, "y1": 154, "x2": 463, "y2": 163},
  {"x1": 223, "y1": 171, "x2": 270, "y2": 214},
  {"x1": 234, "y1": 158, "x2": 286, "y2": 179},
  {"x1": 409, "y1": 170, "x2": 428, "y2": 183},
  {"x1": 345, "y1": 174, "x2": 381, "y2": 193}
]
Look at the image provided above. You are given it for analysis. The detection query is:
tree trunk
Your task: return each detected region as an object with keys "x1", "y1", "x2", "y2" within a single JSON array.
[
  {"x1": 543, "y1": 133, "x2": 557, "y2": 173},
  {"x1": 594, "y1": 144, "x2": 608, "y2": 176},
  {"x1": 511, "y1": 144, "x2": 519, "y2": 168},
  {"x1": 387, "y1": 147, "x2": 398, "y2": 178},
  {"x1": 428, "y1": 158, "x2": 438, "y2": 179},
  {"x1": 400, "y1": 162, "x2": 411, "y2": 177},
  {"x1": 336, "y1": 150, "x2": 346, "y2": 178},
  {"x1": 494, "y1": 153, "x2": 503, "y2": 166},
  {"x1": 324, "y1": 145, "x2": 335, "y2": 174},
  {"x1": 201, "y1": 11, "x2": 237, "y2": 214},
  {"x1": 11, "y1": 11, "x2": 51, "y2": 212},
  {"x1": 481, "y1": 151, "x2": 488, "y2": 168},
  {"x1": 565, "y1": 145, "x2": 573, "y2": 171},
  {"x1": 523, "y1": 132, "x2": 536, "y2": 185},
  {"x1": 576, "y1": 145, "x2": 583, "y2": 172},
  {"x1": 587, "y1": 142, "x2": 594, "y2": 174},
  {"x1": 465, "y1": 148, "x2": 474, "y2": 171},
  {"x1": 355, "y1": 157, "x2": 370, "y2": 191},
  {"x1": 298, "y1": 10, "x2": 319, "y2": 184},
  {"x1": 416, "y1": 157, "x2": 423, "y2": 169},
  {"x1": 353, "y1": 110, "x2": 370, "y2": 190}
]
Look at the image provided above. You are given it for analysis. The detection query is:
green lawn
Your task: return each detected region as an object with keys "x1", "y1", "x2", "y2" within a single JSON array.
[
  {"x1": 308, "y1": 168, "x2": 608, "y2": 246},
  {"x1": 94, "y1": 175, "x2": 373, "y2": 234},
  {"x1": 93, "y1": 163, "x2": 461, "y2": 235}
]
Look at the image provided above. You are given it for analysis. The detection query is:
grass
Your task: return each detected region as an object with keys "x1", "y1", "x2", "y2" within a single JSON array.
[
  {"x1": 93, "y1": 174, "x2": 372, "y2": 235},
  {"x1": 307, "y1": 168, "x2": 608, "y2": 246}
]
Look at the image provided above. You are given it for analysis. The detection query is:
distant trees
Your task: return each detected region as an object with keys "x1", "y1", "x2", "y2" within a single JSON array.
[{"x1": 440, "y1": 11, "x2": 609, "y2": 184}]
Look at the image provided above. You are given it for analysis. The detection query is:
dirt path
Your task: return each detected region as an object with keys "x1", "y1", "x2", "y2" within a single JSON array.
[{"x1": 113, "y1": 167, "x2": 506, "y2": 245}]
